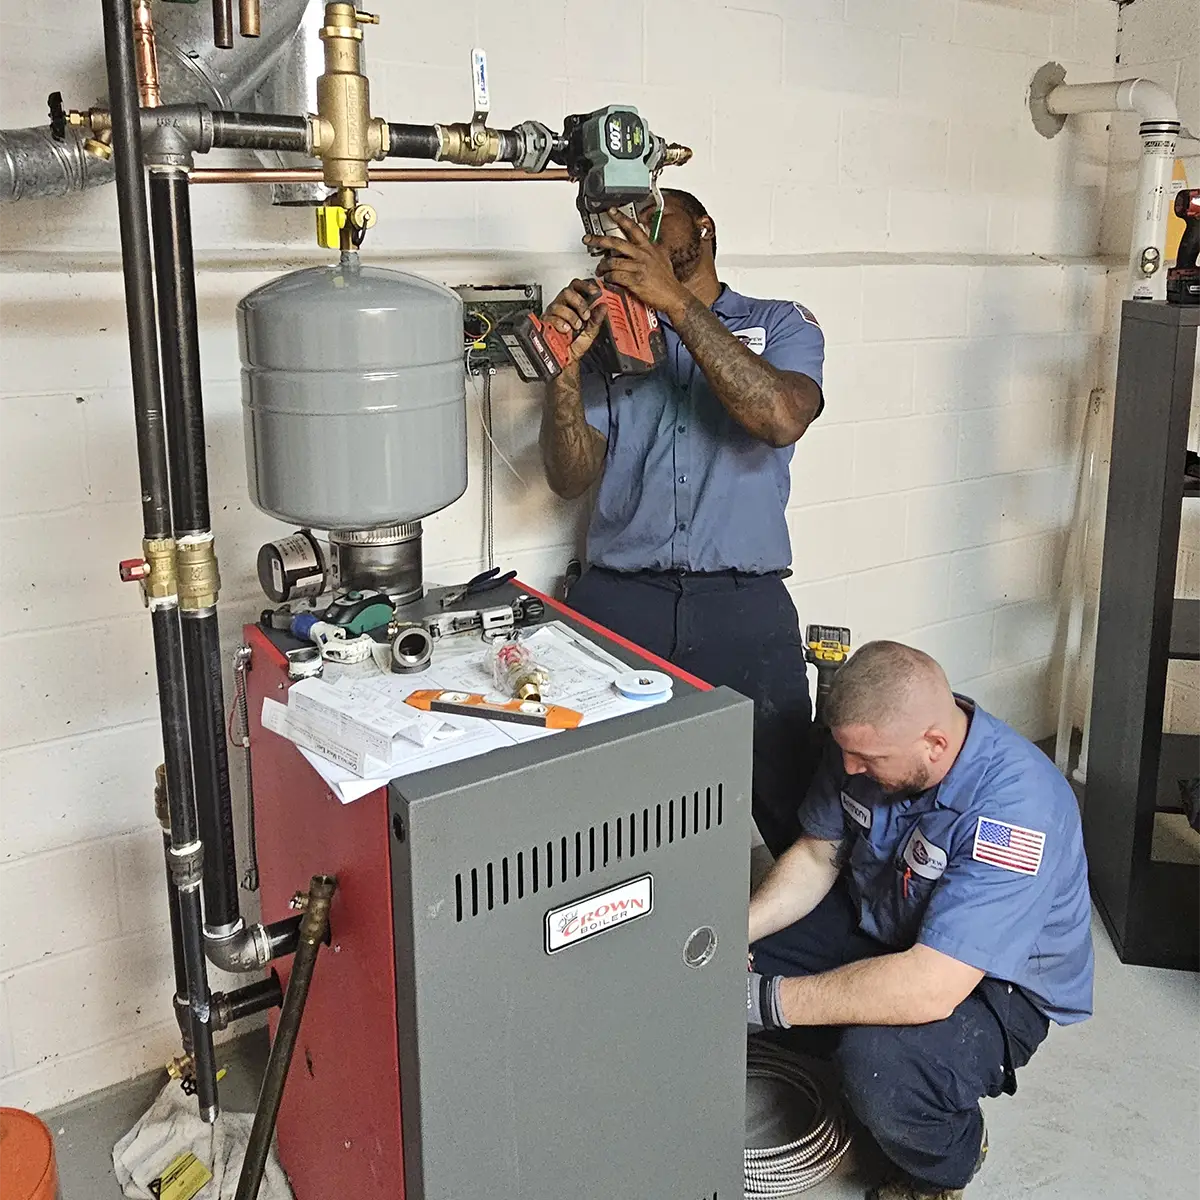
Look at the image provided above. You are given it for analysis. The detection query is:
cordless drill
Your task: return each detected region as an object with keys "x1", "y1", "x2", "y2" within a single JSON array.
[
  {"x1": 805, "y1": 624, "x2": 851, "y2": 726},
  {"x1": 1167, "y1": 188, "x2": 1200, "y2": 305},
  {"x1": 501, "y1": 105, "x2": 672, "y2": 381}
]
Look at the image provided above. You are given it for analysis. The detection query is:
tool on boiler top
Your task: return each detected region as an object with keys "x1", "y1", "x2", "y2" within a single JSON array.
[
  {"x1": 804, "y1": 624, "x2": 852, "y2": 725},
  {"x1": 321, "y1": 590, "x2": 395, "y2": 634},
  {"x1": 405, "y1": 689, "x2": 582, "y2": 729},
  {"x1": 613, "y1": 670, "x2": 673, "y2": 702},
  {"x1": 1167, "y1": 188, "x2": 1200, "y2": 305},
  {"x1": 439, "y1": 566, "x2": 518, "y2": 607},
  {"x1": 418, "y1": 593, "x2": 545, "y2": 640}
]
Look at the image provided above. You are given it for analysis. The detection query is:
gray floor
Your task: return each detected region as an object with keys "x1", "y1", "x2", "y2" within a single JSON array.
[{"x1": 43, "y1": 909, "x2": 1198, "y2": 1200}]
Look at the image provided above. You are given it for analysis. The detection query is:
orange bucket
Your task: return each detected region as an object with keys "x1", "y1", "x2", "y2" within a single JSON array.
[{"x1": 0, "y1": 1108, "x2": 59, "y2": 1200}]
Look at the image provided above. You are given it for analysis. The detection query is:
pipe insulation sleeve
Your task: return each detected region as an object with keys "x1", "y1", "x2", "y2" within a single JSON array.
[
  {"x1": 1047, "y1": 77, "x2": 1180, "y2": 125},
  {"x1": 0, "y1": 126, "x2": 114, "y2": 202},
  {"x1": 744, "y1": 1040, "x2": 852, "y2": 1196}
]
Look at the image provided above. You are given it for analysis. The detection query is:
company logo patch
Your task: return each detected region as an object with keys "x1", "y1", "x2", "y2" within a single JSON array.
[
  {"x1": 792, "y1": 302, "x2": 820, "y2": 327},
  {"x1": 840, "y1": 792, "x2": 872, "y2": 830},
  {"x1": 545, "y1": 874, "x2": 653, "y2": 953},
  {"x1": 731, "y1": 326, "x2": 766, "y2": 355},
  {"x1": 903, "y1": 828, "x2": 948, "y2": 880}
]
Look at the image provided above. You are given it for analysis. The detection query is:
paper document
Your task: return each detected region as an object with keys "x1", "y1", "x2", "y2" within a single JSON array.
[{"x1": 261, "y1": 621, "x2": 672, "y2": 802}]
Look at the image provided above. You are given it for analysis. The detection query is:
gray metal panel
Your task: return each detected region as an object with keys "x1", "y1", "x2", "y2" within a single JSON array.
[{"x1": 390, "y1": 688, "x2": 753, "y2": 1200}]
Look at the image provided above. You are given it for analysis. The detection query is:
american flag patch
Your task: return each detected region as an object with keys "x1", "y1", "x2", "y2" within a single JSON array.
[{"x1": 972, "y1": 817, "x2": 1045, "y2": 876}]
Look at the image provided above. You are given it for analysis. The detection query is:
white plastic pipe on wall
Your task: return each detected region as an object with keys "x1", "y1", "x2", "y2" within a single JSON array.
[{"x1": 1046, "y1": 77, "x2": 1181, "y2": 301}]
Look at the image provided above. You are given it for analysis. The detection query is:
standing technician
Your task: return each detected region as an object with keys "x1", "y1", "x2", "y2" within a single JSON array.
[{"x1": 539, "y1": 190, "x2": 825, "y2": 856}]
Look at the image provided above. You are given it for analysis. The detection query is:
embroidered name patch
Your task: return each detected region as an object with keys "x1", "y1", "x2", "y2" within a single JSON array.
[
  {"x1": 732, "y1": 326, "x2": 766, "y2": 355},
  {"x1": 972, "y1": 816, "x2": 1045, "y2": 876},
  {"x1": 902, "y1": 828, "x2": 948, "y2": 880},
  {"x1": 840, "y1": 792, "x2": 871, "y2": 830}
]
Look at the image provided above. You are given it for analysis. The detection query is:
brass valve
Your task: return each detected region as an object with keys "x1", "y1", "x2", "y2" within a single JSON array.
[{"x1": 310, "y1": 1, "x2": 388, "y2": 244}]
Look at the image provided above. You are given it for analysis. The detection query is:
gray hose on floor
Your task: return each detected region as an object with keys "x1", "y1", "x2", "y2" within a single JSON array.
[{"x1": 745, "y1": 1040, "x2": 852, "y2": 1195}]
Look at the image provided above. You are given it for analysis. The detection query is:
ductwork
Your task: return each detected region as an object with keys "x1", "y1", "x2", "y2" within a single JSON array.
[
  {"x1": 0, "y1": 0, "x2": 310, "y2": 204},
  {"x1": 0, "y1": 125, "x2": 115, "y2": 201}
]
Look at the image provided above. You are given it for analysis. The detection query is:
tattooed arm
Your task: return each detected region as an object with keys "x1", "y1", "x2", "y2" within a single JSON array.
[
  {"x1": 539, "y1": 278, "x2": 608, "y2": 499},
  {"x1": 541, "y1": 368, "x2": 608, "y2": 499},
  {"x1": 589, "y1": 209, "x2": 822, "y2": 449},
  {"x1": 671, "y1": 295, "x2": 822, "y2": 447}
]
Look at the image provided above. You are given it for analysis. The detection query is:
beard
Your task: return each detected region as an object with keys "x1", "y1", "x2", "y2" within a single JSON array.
[
  {"x1": 876, "y1": 762, "x2": 934, "y2": 798},
  {"x1": 669, "y1": 225, "x2": 703, "y2": 281}
]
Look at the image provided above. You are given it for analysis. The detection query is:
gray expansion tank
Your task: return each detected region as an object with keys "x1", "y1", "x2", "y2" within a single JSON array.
[{"x1": 238, "y1": 252, "x2": 467, "y2": 530}]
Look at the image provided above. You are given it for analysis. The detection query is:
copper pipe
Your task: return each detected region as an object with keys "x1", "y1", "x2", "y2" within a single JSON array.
[
  {"x1": 132, "y1": 0, "x2": 161, "y2": 108},
  {"x1": 238, "y1": 0, "x2": 260, "y2": 37},
  {"x1": 188, "y1": 167, "x2": 571, "y2": 184}
]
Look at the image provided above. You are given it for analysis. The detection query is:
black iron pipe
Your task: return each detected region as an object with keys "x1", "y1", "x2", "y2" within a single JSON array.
[
  {"x1": 212, "y1": 0, "x2": 234, "y2": 49},
  {"x1": 211, "y1": 110, "x2": 309, "y2": 152},
  {"x1": 149, "y1": 170, "x2": 208, "y2": 532},
  {"x1": 387, "y1": 122, "x2": 440, "y2": 159},
  {"x1": 235, "y1": 876, "x2": 337, "y2": 1200},
  {"x1": 182, "y1": 614, "x2": 240, "y2": 930},
  {"x1": 104, "y1": 0, "x2": 216, "y2": 1117},
  {"x1": 264, "y1": 915, "x2": 303, "y2": 961},
  {"x1": 214, "y1": 971, "x2": 283, "y2": 1031},
  {"x1": 101, "y1": 0, "x2": 170, "y2": 539},
  {"x1": 161, "y1": 830, "x2": 190, "y2": 1042},
  {"x1": 147, "y1": 168, "x2": 241, "y2": 936}
]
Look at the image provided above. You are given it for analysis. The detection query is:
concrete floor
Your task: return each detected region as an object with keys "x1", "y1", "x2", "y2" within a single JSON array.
[{"x1": 42, "y1": 907, "x2": 1198, "y2": 1200}]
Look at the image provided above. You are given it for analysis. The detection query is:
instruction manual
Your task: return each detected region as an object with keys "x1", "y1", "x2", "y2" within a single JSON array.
[{"x1": 260, "y1": 620, "x2": 672, "y2": 803}]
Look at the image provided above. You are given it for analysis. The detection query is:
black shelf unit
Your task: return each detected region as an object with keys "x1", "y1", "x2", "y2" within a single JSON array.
[{"x1": 1085, "y1": 301, "x2": 1199, "y2": 972}]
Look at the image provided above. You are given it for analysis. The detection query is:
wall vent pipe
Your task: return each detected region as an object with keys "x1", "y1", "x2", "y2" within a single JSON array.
[{"x1": 1030, "y1": 62, "x2": 1181, "y2": 301}]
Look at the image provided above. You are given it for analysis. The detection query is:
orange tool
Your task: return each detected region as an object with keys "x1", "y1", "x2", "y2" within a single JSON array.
[{"x1": 405, "y1": 689, "x2": 582, "y2": 730}]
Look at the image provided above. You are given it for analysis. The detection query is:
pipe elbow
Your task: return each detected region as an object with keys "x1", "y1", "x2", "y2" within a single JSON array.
[
  {"x1": 205, "y1": 921, "x2": 272, "y2": 973},
  {"x1": 1123, "y1": 78, "x2": 1179, "y2": 126}
]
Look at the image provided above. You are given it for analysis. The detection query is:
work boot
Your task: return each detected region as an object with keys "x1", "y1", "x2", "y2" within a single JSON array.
[{"x1": 864, "y1": 1124, "x2": 987, "y2": 1200}]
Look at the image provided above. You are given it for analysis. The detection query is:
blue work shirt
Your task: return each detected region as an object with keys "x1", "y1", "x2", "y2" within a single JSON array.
[
  {"x1": 580, "y1": 285, "x2": 825, "y2": 573},
  {"x1": 798, "y1": 699, "x2": 1094, "y2": 1025}
]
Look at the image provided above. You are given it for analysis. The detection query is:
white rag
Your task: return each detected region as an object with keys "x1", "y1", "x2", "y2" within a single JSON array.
[{"x1": 112, "y1": 1078, "x2": 293, "y2": 1200}]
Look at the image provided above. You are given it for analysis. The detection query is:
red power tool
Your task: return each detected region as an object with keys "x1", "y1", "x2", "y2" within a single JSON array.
[
  {"x1": 501, "y1": 106, "x2": 681, "y2": 381},
  {"x1": 1167, "y1": 188, "x2": 1200, "y2": 305}
]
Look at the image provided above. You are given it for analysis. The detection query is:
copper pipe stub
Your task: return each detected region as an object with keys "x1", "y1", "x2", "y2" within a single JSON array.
[
  {"x1": 132, "y1": 0, "x2": 161, "y2": 108},
  {"x1": 239, "y1": 0, "x2": 260, "y2": 37},
  {"x1": 188, "y1": 167, "x2": 571, "y2": 184}
]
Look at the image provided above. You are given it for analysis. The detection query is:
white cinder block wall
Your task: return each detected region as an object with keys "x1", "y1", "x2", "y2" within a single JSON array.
[
  {"x1": 0, "y1": 0, "x2": 1125, "y2": 1110},
  {"x1": 1091, "y1": 0, "x2": 1200, "y2": 737}
]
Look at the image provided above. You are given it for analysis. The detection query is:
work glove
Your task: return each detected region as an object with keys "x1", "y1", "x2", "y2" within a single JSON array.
[{"x1": 747, "y1": 971, "x2": 790, "y2": 1032}]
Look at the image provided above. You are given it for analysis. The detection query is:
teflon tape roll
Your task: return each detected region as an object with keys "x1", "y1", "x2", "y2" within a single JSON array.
[{"x1": 613, "y1": 669, "x2": 673, "y2": 701}]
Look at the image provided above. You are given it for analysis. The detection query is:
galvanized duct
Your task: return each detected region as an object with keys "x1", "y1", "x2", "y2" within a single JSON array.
[{"x1": 0, "y1": 0, "x2": 310, "y2": 204}]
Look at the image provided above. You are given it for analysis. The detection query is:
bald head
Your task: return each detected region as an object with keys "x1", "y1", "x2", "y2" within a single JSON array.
[{"x1": 825, "y1": 641, "x2": 968, "y2": 796}]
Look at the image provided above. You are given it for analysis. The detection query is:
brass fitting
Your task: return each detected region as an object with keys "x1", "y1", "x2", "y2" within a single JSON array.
[
  {"x1": 154, "y1": 763, "x2": 170, "y2": 832},
  {"x1": 166, "y1": 1052, "x2": 195, "y2": 1083},
  {"x1": 176, "y1": 535, "x2": 221, "y2": 611},
  {"x1": 435, "y1": 122, "x2": 503, "y2": 167},
  {"x1": 313, "y1": 4, "x2": 387, "y2": 196},
  {"x1": 67, "y1": 108, "x2": 114, "y2": 160},
  {"x1": 662, "y1": 143, "x2": 693, "y2": 168},
  {"x1": 142, "y1": 537, "x2": 178, "y2": 604}
]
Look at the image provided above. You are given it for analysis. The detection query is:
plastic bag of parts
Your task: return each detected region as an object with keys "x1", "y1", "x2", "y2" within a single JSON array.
[{"x1": 488, "y1": 636, "x2": 550, "y2": 701}]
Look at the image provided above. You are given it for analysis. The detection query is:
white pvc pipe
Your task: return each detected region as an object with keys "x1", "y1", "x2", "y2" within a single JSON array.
[
  {"x1": 1047, "y1": 77, "x2": 1179, "y2": 124},
  {"x1": 1047, "y1": 77, "x2": 1181, "y2": 301}
]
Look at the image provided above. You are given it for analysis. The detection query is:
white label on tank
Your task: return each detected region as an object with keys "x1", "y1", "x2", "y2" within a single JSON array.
[
  {"x1": 545, "y1": 874, "x2": 653, "y2": 954},
  {"x1": 272, "y1": 558, "x2": 284, "y2": 594}
]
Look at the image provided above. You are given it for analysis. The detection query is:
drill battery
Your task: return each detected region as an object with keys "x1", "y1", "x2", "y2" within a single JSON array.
[{"x1": 499, "y1": 312, "x2": 575, "y2": 382}]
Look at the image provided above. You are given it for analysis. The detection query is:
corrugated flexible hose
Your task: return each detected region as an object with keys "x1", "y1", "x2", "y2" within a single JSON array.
[{"x1": 745, "y1": 1039, "x2": 852, "y2": 1195}]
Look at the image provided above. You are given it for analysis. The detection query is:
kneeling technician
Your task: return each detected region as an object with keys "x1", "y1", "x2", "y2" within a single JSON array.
[{"x1": 747, "y1": 641, "x2": 1094, "y2": 1200}]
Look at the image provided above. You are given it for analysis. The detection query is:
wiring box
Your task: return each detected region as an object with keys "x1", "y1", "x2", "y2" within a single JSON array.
[{"x1": 453, "y1": 284, "x2": 543, "y2": 372}]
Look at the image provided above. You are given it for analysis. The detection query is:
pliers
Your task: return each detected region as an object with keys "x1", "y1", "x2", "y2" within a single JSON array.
[{"x1": 439, "y1": 567, "x2": 518, "y2": 608}]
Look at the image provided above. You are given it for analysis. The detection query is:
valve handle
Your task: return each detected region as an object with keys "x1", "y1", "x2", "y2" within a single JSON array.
[{"x1": 48, "y1": 91, "x2": 67, "y2": 141}]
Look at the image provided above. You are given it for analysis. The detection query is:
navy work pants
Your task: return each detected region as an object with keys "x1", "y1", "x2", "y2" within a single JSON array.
[
  {"x1": 752, "y1": 881, "x2": 1050, "y2": 1190},
  {"x1": 567, "y1": 567, "x2": 814, "y2": 856}
]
